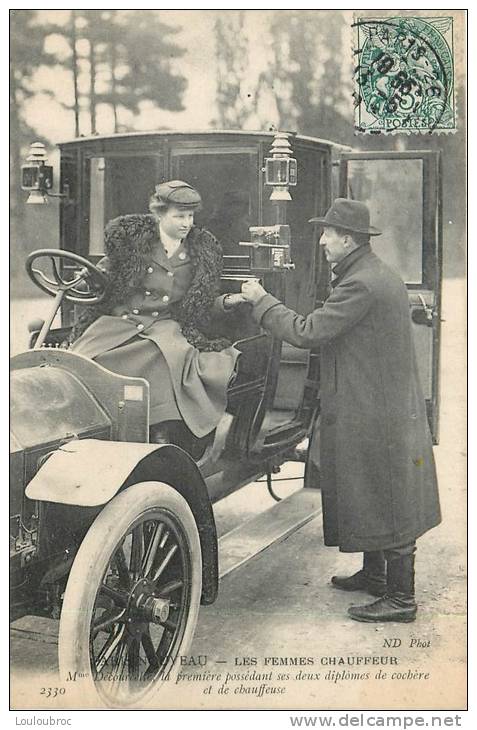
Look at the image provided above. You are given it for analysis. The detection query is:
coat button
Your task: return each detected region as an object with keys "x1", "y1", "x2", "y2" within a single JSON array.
[
  {"x1": 147, "y1": 266, "x2": 154, "y2": 273},
  {"x1": 162, "y1": 295, "x2": 170, "y2": 302},
  {"x1": 137, "y1": 323, "x2": 144, "y2": 331},
  {"x1": 178, "y1": 252, "x2": 186, "y2": 260},
  {"x1": 132, "y1": 309, "x2": 139, "y2": 315},
  {"x1": 145, "y1": 290, "x2": 151, "y2": 296},
  {"x1": 152, "y1": 311, "x2": 159, "y2": 317}
]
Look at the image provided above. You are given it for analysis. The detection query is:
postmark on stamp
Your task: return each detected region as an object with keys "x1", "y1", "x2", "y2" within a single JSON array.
[{"x1": 353, "y1": 16, "x2": 455, "y2": 133}]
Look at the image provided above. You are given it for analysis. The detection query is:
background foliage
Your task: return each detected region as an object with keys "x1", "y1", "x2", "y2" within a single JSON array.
[{"x1": 10, "y1": 9, "x2": 465, "y2": 293}]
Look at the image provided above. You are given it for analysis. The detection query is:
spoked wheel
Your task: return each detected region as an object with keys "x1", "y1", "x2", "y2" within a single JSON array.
[{"x1": 59, "y1": 482, "x2": 202, "y2": 708}]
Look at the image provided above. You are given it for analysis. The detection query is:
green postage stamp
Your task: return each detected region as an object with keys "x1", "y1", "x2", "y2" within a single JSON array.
[{"x1": 353, "y1": 15, "x2": 455, "y2": 133}]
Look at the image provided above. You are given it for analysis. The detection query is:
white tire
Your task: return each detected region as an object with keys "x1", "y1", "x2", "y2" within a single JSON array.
[{"x1": 59, "y1": 481, "x2": 202, "y2": 708}]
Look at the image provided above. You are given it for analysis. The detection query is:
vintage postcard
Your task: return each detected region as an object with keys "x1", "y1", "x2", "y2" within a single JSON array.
[{"x1": 9, "y1": 7, "x2": 467, "y2": 719}]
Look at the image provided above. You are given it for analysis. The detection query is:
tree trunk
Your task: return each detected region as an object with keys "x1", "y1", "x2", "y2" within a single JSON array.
[
  {"x1": 71, "y1": 10, "x2": 80, "y2": 137},
  {"x1": 9, "y1": 82, "x2": 26, "y2": 283},
  {"x1": 89, "y1": 37, "x2": 96, "y2": 135},
  {"x1": 9, "y1": 84, "x2": 22, "y2": 234},
  {"x1": 110, "y1": 42, "x2": 118, "y2": 133}
]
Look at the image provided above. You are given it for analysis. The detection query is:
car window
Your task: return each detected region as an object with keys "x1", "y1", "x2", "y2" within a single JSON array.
[
  {"x1": 346, "y1": 158, "x2": 424, "y2": 284},
  {"x1": 88, "y1": 155, "x2": 163, "y2": 254},
  {"x1": 171, "y1": 150, "x2": 258, "y2": 257}
]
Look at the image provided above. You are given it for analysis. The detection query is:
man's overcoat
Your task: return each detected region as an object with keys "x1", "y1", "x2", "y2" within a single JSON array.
[{"x1": 253, "y1": 245, "x2": 441, "y2": 552}]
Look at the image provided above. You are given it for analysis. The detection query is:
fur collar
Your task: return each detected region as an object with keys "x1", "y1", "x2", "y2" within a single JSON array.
[{"x1": 72, "y1": 214, "x2": 231, "y2": 352}]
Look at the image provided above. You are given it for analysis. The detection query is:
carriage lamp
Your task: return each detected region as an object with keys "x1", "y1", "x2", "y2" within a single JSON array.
[
  {"x1": 21, "y1": 142, "x2": 68, "y2": 204},
  {"x1": 264, "y1": 133, "x2": 297, "y2": 201},
  {"x1": 239, "y1": 224, "x2": 295, "y2": 273},
  {"x1": 239, "y1": 132, "x2": 297, "y2": 271}
]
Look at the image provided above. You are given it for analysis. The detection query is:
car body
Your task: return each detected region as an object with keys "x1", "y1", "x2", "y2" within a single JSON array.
[{"x1": 10, "y1": 130, "x2": 442, "y2": 707}]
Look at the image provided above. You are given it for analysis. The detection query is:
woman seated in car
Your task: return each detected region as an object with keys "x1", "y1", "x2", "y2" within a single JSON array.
[{"x1": 70, "y1": 180, "x2": 245, "y2": 451}]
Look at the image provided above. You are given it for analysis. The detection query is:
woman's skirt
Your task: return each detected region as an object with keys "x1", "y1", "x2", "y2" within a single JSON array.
[{"x1": 71, "y1": 316, "x2": 240, "y2": 437}]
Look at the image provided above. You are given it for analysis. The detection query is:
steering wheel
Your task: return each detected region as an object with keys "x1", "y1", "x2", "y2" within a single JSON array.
[{"x1": 26, "y1": 249, "x2": 108, "y2": 304}]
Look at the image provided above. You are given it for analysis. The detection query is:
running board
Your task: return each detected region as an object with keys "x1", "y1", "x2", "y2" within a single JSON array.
[
  {"x1": 10, "y1": 615, "x2": 59, "y2": 644},
  {"x1": 218, "y1": 487, "x2": 322, "y2": 579}
]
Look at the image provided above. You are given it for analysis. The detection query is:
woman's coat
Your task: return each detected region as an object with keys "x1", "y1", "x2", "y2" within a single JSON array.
[
  {"x1": 253, "y1": 245, "x2": 441, "y2": 552},
  {"x1": 71, "y1": 216, "x2": 238, "y2": 436}
]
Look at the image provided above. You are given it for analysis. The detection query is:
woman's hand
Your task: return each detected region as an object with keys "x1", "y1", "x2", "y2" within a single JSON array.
[
  {"x1": 241, "y1": 279, "x2": 267, "y2": 304},
  {"x1": 223, "y1": 292, "x2": 247, "y2": 309}
]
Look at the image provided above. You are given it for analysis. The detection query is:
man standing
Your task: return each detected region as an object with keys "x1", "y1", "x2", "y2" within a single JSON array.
[{"x1": 241, "y1": 199, "x2": 441, "y2": 623}]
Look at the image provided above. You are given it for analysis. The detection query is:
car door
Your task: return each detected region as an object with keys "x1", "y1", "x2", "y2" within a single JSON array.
[{"x1": 339, "y1": 150, "x2": 442, "y2": 442}]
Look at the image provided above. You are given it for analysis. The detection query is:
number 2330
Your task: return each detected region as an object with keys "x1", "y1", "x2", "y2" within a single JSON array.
[{"x1": 40, "y1": 687, "x2": 66, "y2": 698}]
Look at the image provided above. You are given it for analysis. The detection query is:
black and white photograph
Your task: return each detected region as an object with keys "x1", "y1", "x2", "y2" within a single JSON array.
[{"x1": 9, "y1": 7, "x2": 467, "y2": 718}]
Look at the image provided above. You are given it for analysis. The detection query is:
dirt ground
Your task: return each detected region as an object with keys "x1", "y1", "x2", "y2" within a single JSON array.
[{"x1": 9, "y1": 278, "x2": 466, "y2": 711}]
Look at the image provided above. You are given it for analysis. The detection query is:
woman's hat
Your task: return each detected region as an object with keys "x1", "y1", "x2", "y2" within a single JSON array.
[
  {"x1": 309, "y1": 198, "x2": 381, "y2": 236},
  {"x1": 153, "y1": 180, "x2": 202, "y2": 208}
]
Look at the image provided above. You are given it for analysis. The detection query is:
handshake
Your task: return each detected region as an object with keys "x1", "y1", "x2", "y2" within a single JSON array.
[
  {"x1": 241, "y1": 279, "x2": 268, "y2": 304},
  {"x1": 223, "y1": 279, "x2": 268, "y2": 309}
]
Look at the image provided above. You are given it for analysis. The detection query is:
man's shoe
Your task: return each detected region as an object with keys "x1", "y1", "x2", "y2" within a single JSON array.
[
  {"x1": 331, "y1": 569, "x2": 387, "y2": 597},
  {"x1": 347, "y1": 595, "x2": 417, "y2": 623},
  {"x1": 348, "y1": 553, "x2": 417, "y2": 622},
  {"x1": 331, "y1": 551, "x2": 386, "y2": 596}
]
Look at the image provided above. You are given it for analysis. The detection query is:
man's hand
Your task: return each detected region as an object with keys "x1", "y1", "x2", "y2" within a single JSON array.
[{"x1": 241, "y1": 279, "x2": 267, "y2": 304}]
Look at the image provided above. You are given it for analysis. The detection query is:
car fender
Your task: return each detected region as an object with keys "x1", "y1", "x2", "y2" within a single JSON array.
[{"x1": 26, "y1": 438, "x2": 219, "y2": 604}]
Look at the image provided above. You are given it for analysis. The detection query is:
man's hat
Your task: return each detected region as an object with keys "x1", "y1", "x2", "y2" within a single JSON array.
[
  {"x1": 153, "y1": 180, "x2": 202, "y2": 208},
  {"x1": 309, "y1": 198, "x2": 381, "y2": 236}
]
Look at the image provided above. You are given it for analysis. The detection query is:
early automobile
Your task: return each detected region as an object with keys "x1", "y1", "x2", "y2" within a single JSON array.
[{"x1": 10, "y1": 130, "x2": 442, "y2": 707}]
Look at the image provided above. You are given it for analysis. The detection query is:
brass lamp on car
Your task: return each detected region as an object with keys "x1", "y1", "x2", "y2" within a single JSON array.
[
  {"x1": 21, "y1": 143, "x2": 53, "y2": 204},
  {"x1": 264, "y1": 132, "x2": 297, "y2": 201},
  {"x1": 239, "y1": 132, "x2": 296, "y2": 272},
  {"x1": 21, "y1": 142, "x2": 68, "y2": 204}
]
